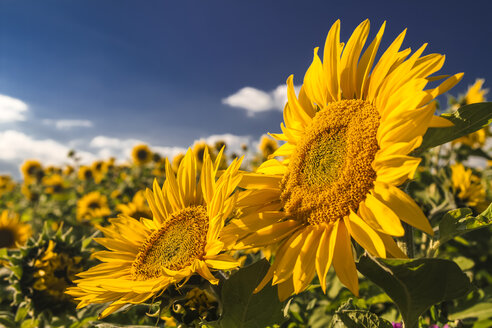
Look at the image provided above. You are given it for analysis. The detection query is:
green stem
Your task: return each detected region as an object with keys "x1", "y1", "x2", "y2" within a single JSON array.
[{"x1": 402, "y1": 222, "x2": 415, "y2": 258}]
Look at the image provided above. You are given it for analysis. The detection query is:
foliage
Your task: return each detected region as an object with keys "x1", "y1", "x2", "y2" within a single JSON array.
[{"x1": 0, "y1": 83, "x2": 491, "y2": 328}]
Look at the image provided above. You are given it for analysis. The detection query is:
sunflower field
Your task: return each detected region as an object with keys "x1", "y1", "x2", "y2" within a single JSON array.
[{"x1": 1, "y1": 20, "x2": 492, "y2": 328}]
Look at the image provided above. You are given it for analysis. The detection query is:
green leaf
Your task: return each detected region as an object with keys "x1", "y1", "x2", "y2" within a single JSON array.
[
  {"x1": 10, "y1": 265, "x2": 23, "y2": 279},
  {"x1": 328, "y1": 301, "x2": 393, "y2": 328},
  {"x1": 329, "y1": 309, "x2": 393, "y2": 328},
  {"x1": 357, "y1": 255, "x2": 473, "y2": 328},
  {"x1": 216, "y1": 259, "x2": 284, "y2": 328},
  {"x1": 473, "y1": 319, "x2": 492, "y2": 328},
  {"x1": 449, "y1": 302, "x2": 492, "y2": 322},
  {"x1": 14, "y1": 303, "x2": 28, "y2": 323},
  {"x1": 439, "y1": 204, "x2": 492, "y2": 246},
  {"x1": 414, "y1": 102, "x2": 492, "y2": 154}
]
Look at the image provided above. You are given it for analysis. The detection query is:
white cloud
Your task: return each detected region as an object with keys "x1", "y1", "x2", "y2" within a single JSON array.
[
  {"x1": 0, "y1": 130, "x2": 96, "y2": 172},
  {"x1": 89, "y1": 136, "x2": 186, "y2": 161},
  {"x1": 222, "y1": 84, "x2": 300, "y2": 117},
  {"x1": 42, "y1": 119, "x2": 93, "y2": 130},
  {"x1": 0, "y1": 94, "x2": 28, "y2": 123},
  {"x1": 193, "y1": 133, "x2": 252, "y2": 155}
]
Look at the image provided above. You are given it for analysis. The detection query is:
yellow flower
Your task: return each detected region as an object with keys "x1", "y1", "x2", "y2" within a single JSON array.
[
  {"x1": 42, "y1": 174, "x2": 65, "y2": 194},
  {"x1": 21, "y1": 183, "x2": 37, "y2": 201},
  {"x1": 193, "y1": 142, "x2": 215, "y2": 166},
  {"x1": 152, "y1": 158, "x2": 167, "y2": 177},
  {"x1": 63, "y1": 165, "x2": 74, "y2": 176},
  {"x1": 76, "y1": 191, "x2": 111, "y2": 223},
  {"x1": 452, "y1": 79, "x2": 489, "y2": 148},
  {"x1": 21, "y1": 159, "x2": 43, "y2": 184},
  {"x1": 214, "y1": 140, "x2": 227, "y2": 153},
  {"x1": 91, "y1": 160, "x2": 108, "y2": 183},
  {"x1": 33, "y1": 240, "x2": 83, "y2": 302},
  {"x1": 116, "y1": 190, "x2": 152, "y2": 220},
  {"x1": 0, "y1": 175, "x2": 15, "y2": 196},
  {"x1": 451, "y1": 163, "x2": 488, "y2": 212},
  {"x1": 66, "y1": 148, "x2": 243, "y2": 318},
  {"x1": 258, "y1": 135, "x2": 278, "y2": 159},
  {"x1": 223, "y1": 19, "x2": 462, "y2": 300},
  {"x1": 44, "y1": 165, "x2": 62, "y2": 176},
  {"x1": 172, "y1": 153, "x2": 185, "y2": 172},
  {"x1": 77, "y1": 165, "x2": 94, "y2": 181},
  {"x1": 0, "y1": 210, "x2": 31, "y2": 249},
  {"x1": 464, "y1": 78, "x2": 488, "y2": 104},
  {"x1": 132, "y1": 144, "x2": 153, "y2": 165}
]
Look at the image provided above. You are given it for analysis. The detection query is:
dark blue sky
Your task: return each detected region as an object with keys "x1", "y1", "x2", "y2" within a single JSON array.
[{"x1": 0, "y1": 0, "x2": 491, "y2": 175}]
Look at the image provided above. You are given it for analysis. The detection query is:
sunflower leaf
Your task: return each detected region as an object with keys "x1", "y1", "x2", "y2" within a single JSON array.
[
  {"x1": 414, "y1": 102, "x2": 492, "y2": 154},
  {"x1": 328, "y1": 299, "x2": 393, "y2": 328},
  {"x1": 213, "y1": 259, "x2": 285, "y2": 328},
  {"x1": 356, "y1": 255, "x2": 473, "y2": 328},
  {"x1": 439, "y1": 203, "x2": 492, "y2": 246}
]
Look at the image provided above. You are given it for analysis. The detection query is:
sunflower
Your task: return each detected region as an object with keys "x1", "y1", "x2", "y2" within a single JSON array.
[
  {"x1": 258, "y1": 135, "x2": 279, "y2": 159},
  {"x1": 42, "y1": 174, "x2": 65, "y2": 194},
  {"x1": 223, "y1": 19, "x2": 463, "y2": 300},
  {"x1": 45, "y1": 165, "x2": 62, "y2": 175},
  {"x1": 452, "y1": 79, "x2": 489, "y2": 148},
  {"x1": 132, "y1": 144, "x2": 153, "y2": 166},
  {"x1": 451, "y1": 163, "x2": 488, "y2": 212},
  {"x1": 152, "y1": 158, "x2": 167, "y2": 177},
  {"x1": 0, "y1": 210, "x2": 31, "y2": 249},
  {"x1": 76, "y1": 191, "x2": 111, "y2": 223},
  {"x1": 193, "y1": 142, "x2": 216, "y2": 166},
  {"x1": 116, "y1": 190, "x2": 152, "y2": 220},
  {"x1": 63, "y1": 165, "x2": 74, "y2": 176},
  {"x1": 214, "y1": 140, "x2": 227, "y2": 153},
  {"x1": 91, "y1": 160, "x2": 108, "y2": 183},
  {"x1": 172, "y1": 153, "x2": 185, "y2": 172},
  {"x1": 66, "y1": 148, "x2": 243, "y2": 318},
  {"x1": 77, "y1": 165, "x2": 94, "y2": 181},
  {"x1": 32, "y1": 240, "x2": 84, "y2": 302},
  {"x1": 21, "y1": 159, "x2": 44, "y2": 184},
  {"x1": 0, "y1": 175, "x2": 15, "y2": 196}
]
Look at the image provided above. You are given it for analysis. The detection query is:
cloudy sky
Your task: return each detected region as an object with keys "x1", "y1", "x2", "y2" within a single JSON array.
[{"x1": 0, "y1": 0, "x2": 491, "y2": 177}]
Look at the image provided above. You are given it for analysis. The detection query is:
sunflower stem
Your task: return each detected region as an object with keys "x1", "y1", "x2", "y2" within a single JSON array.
[{"x1": 402, "y1": 222, "x2": 415, "y2": 258}]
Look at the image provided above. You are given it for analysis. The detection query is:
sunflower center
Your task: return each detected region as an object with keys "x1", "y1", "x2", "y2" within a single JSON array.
[
  {"x1": 137, "y1": 149, "x2": 149, "y2": 160},
  {"x1": 131, "y1": 206, "x2": 209, "y2": 280},
  {"x1": 27, "y1": 165, "x2": 38, "y2": 175},
  {"x1": 280, "y1": 99, "x2": 380, "y2": 225},
  {"x1": 88, "y1": 201, "x2": 101, "y2": 209},
  {"x1": 0, "y1": 227, "x2": 16, "y2": 248}
]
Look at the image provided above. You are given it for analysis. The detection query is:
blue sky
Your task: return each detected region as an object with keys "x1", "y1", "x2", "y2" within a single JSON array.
[{"x1": 0, "y1": 0, "x2": 491, "y2": 177}]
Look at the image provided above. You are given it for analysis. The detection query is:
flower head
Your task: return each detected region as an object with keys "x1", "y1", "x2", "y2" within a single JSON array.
[
  {"x1": 77, "y1": 165, "x2": 94, "y2": 181},
  {"x1": 451, "y1": 163, "x2": 488, "y2": 212},
  {"x1": 224, "y1": 19, "x2": 462, "y2": 300},
  {"x1": 132, "y1": 144, "x2": 153, "y2": 166},
  {"x1": 116, "y1": 190, "x2": 152, "y2": 220},
  {"x1": 452, "y1": 79, "x2": 489, "y2": 148},
  {"x1": 259, "y1": 135, "x2": 278, "y2": 159},
  {"x1": 67, "y1": 148, "x2": 243, "y2": 318},
  {"x1": 0, "y1": 210, "x2": 31, "y2": 249},
  {"x1": 21, "y1": 159, "x2": 44, "y2": 184},
  {"x1": 42, "y1": 174, "x2": 66, "y2": 194},
  {"x1": 76, "y1": 191, "x2": 111, "y2": 223}
]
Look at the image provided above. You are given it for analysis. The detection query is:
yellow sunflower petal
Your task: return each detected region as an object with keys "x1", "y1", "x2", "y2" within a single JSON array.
[
  {"x1": 332, "y1": 221, "x2": 359, "y2": 297},
  {"x1": 360, "y1": 193, "x2": 405, "y2": 237},
  {"x1": 344, "y1": 210, "x2": 386, "y2": 258},
  {"x1": 293, "y1": 227, "x2": 321, "y2": 293},
  {"x1": 315, "y1": 223, "x2": 337, "y2": 294},
  {"x1": 373, "y1": 182, "x2": 433, "y2": 236}
]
